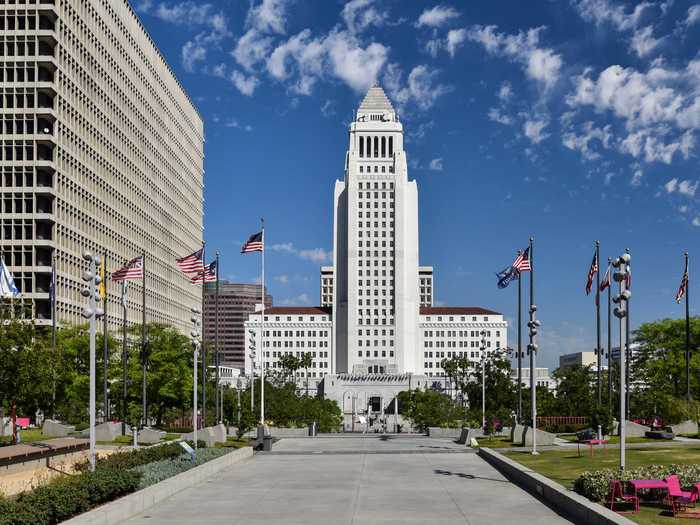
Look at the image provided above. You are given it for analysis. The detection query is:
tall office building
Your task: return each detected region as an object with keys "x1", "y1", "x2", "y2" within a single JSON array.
[
  {"x1": 333, "y1": 86, "x2": 420, "y2": 374},
  {"x1": 203, "y1": 282, "x2": 271, "y2": 368},
  {"x1": 0, "y1": 1, "x2": 204, "y2": 333}
]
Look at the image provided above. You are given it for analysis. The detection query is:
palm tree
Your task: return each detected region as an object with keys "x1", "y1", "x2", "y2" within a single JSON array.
[
  {"x1": 279, "y1": 354, "x2": 301, "y2": 385},
  {"x1": 300, "y1": 352, "x2": 313, "y2": 396}
]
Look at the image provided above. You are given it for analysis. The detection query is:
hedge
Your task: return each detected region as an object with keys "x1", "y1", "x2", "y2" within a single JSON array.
[
  {"x1": 133, "y1": 448, "x2": 230, "y2": 489},
  {"x1": 573, "y1": 464, "x2": 700, "y2": 502},
  {"x1": 0, "y1": 469, "x2": 140, "y2": 525},
  {"x1": 74, "y1": 442, "x2": 190, "y2": 472}
]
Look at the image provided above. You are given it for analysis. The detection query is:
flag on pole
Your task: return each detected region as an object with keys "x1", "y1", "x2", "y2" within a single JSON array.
[
  {"x1": 98, "y1": 257, "x2": 106, "y2": 299},
  {"x1": 496, "y1": 265, "x2": 519, "y2": 289},
  {"x1": 111, "y1": 256, "x2": 144, "y2": 281},
  {"x1": 241, "y1": 232, "x2": 263, "y2": 253},
  {"x1": 512, "y1": 247, "x2": 531, "y2": 272},
  {"x1": 0, "y1": 258, "x2": 19, "y2": 298},
  {"x1": 585, "y1": 251, "x2": 599, "y2": 295},
  {"x1": 676, "y1": 258, "x2": 689, "y2": 304},
  {"x1": 599, "y1": 263, "x2": 611, "y2": 292},
  {"x1": 191, "y1": 260, "x2": 217, "y2": 284},
  {"x1": 176, "y1": 248, "x2": 204, "y2": 275}
]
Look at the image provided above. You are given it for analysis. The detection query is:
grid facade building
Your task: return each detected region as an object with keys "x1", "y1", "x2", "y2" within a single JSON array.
[
  {"x1": 203, "y1": 282, "x2": 271, "y2": 368},
  {"x1": 0, "y1": 0, "x2": 204, "y2": 333}
]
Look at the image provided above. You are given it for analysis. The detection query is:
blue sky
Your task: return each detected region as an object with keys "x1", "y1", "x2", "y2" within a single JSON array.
[{"x1": 133, "y1": 0, "x2": 700, "y2": 368}]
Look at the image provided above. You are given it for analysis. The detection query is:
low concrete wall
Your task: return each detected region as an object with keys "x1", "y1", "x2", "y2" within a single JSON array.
[
  {"x1": 478, "y1": 448, "x2": 635, "y2": 525},
  {"x1": 427, "y1": 427, "x2": 461, "y2": 439},
  {"x1": 522, "y1": 426, "x2": 557, "y2": 446},
  {"x1": 63, "y1": 446, "x2": 253, "y2": 525},
  {"x1": 511, "y1": 424, "x2": 525, "y2": 445},
  {"x1": 670, "y1": 420, "x2": 698, "y2": 435}
]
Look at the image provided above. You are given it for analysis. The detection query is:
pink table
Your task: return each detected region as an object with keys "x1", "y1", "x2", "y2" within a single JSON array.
[{"x1": 630, "y1": 479, "x2": 668, "y2": 503}]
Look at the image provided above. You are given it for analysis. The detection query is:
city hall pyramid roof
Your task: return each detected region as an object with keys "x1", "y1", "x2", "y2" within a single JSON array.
[{"x1": 358, "y1": 84, "x2": 394, "y2": 111}]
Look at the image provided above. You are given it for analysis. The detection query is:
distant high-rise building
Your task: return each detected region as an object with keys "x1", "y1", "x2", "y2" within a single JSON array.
[
  {"x1": 0, "y1": 1, "x2": 204, "y2": 332},
  {"x1": 204, "y1": 282, "x2": 272, "y2": 367}
]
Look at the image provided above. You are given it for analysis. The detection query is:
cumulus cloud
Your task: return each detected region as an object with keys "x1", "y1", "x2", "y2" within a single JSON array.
[
  {"x1": 523, "y1": 119, "x2": 549, "y2": 144},
  {"x1": 446, "y1": 28, "x2": 467, "y2": 57},
  {"x1": 268, "y1": 242, "x2": 331, "y2": 263},
  {"x1": 274, "y1": 275, "x2": 289, "y2": 284},
  {"x1": 631, "y1": 169, "x2": 643, "y2": 186},
  {"x1": 572, "y1": 0, "x2": 651, "y2": 32},
  {"x1": 498, "y1": 82, "x2": 513, "y2": 102},
  {"x1": 665, "y1": 178, "x2": 699, "y2": 197},
  {"x1": 429, "y1": 158, "x2": 444, "y2": 171},
  {"x1": 687, "y1": 5, "x2": 700, "y2": 27},
  {"x1": 342, "y1": 0, "x2": 388, "y2": 34},
  {"x1": 230, "y1": 70, "x2": 259, "y2": 96},
  {"x1": 416, "y1": 5, "x2": 460, "y2": 28},
  {"x1": 234, "y1": 0, "x2": 288, "y2": 72},
  {"x1": 384, "y1": 63, "x2": 452, "y2": 112},
  {"x1": 488, "y1": 107, "x2": 513, "y2": 125},
  {"x1": 693, "y1": 217, "x2": 700, "y2": 227},
  {"x1": 466, "y1": 25, "x2": 562, "y2": 91},
  {"x1": 562, "y1": 121, "x2": 613, "y2": 160},
  {"x1": 629, "y1": 26, "x2": 663, "y2": 58},
  {"x1": 182, "y1": 39, "x2": 207, "y2": 72}
]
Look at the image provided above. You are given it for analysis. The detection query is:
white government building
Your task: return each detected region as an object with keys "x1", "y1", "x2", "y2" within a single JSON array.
[{"x1": 245, "y1": 86, "x2": 508, "y2": 427}]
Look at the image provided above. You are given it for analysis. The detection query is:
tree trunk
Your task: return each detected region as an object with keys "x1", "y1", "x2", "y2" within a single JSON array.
[{"x1": 11, "y1": 400, "x2": 17, "y2": 445}]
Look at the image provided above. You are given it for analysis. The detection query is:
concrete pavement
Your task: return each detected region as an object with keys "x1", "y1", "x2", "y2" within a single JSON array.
[{"x1": 123, "y1": 435, "x2": 572, "y2": 525}]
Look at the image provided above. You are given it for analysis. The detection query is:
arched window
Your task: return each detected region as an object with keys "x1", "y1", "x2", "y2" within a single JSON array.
[
  {"x1": 381, "y1": 137, "x2": 386, "y2": 157},
  {"x1": 359, "y1": 136, "x2": 364, "y2": 157},
  {"x1": 374, "y1": 136, "x2": 379, "y2": 157},
  {"x1": 388, "y1": 137, "x2": 393, "y2": 157}
]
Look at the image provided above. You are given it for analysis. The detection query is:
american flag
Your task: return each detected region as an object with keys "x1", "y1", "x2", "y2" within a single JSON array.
[
  {"x1": 676, "y1": 258, "x2": 688, "y2": 304},
  {"x1": 241, "y1": 231, "x2": 263, "y2": 253},
  {"x1": 512, "y1": 247, "x2": 531, "y2": 272},
  {"x1": 176, "y1": 248, "x2": 204, "y2": 275},
  {"x1": 111, "y1": 256, "x2": 144, "y2": 282},
  {"x1": 191, "y1": 260, "x2": 217, "y2": 284},
  {"x1": 599, "y1": 264, "x2": 612, "y2": 292},
  {"x1": 585, "y1": 252, "x2": 598, "y2": 295}
]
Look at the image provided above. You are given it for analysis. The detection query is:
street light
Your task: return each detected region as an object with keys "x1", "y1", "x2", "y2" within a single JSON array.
[
  {"x1": 80, "y1": 250, "x2": 105, "y2": 472},
  {"x1": 612, "y1": 251, "x2": 631, "y2": 471},
  {"x1": 527, "y1": 307, "x2": 541, "y2": 455},
  {"x1": 248, "y1": 329, "x2": 256, "y2": 412},
  {"x1": 236, "y1": 377, "x2": 242, "y2": 428},
  {"x1": 190, "y1": 307, "x2": 201, "y2": 452},
  {"x1": 480, "y1": 330, "x2": 487, "y2": 432}
]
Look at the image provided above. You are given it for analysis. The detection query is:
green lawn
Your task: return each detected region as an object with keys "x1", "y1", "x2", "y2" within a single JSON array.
[
  {"x1": 504, "y1": 446, "x2": 700, "y2": 525},
  {"x1": 473, "y1": 436, "x2": 521, "y2": 448},
  {"x1": 0, "y1": 428, "x2": 45, "y2": 444},
  {"x1": 557, "y1": 435, "x2": 674, "y2": 444}
]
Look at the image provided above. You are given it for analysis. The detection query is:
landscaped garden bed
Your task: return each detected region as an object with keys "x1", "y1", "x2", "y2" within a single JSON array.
[
  {"x1": 0, "y1": 442, "x2": 237, "y2": 525},
  {"x1": 505, "y1": 446, "x2": 700, "y2": 524}
]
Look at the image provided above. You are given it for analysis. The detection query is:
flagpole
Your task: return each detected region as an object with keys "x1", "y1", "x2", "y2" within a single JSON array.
[
  {"x1": 517, "y1": 249, "x2": 522, "y2": 423},
  {"x1": 201, "y1": 242, "x2": 206, "y2": 428},
  {"x1": 607, "y1": 257, "x2": 612, "y2": 415},
  {"x1": 528, "y1": 237, "x2": 538, "y2": 455},
  {"x1": 51, "y1": 254, "x2": 57, "y2": 419},
  {"x1": 625, "y1": 248, "x2": 631, "y2": 422},
  {"x1": 141, "y1": 252, "x2": 147, "y2": 428},
  {"x1": 685, "y1": 251, "x2": 691, "y2": 403},
  {"x1": 122, "y1": 280, "x2": 128, "y2": 436},
  {"x1": 215, "y1": 251, "x2": 220, "y2": 423},
  {"x1": 596, "y1": 241, "x2": 601, "y2": 406},
  {"x1": 260, "y1": 219, "x2": 266, "y2": 426},
  {"x1": 103, "y1": 254, "x2": 109, "y2": 421}
]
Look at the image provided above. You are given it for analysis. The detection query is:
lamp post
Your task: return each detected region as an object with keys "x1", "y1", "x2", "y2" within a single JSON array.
[
  {"x1": 80, "y1": 251, "x2": 105, "y2": 472},
  {"x1": 248, "y1": 329, "x2": 256, "y2": 412},
  {"x1": 480, "y1": 330, "x2": 487, "y2": 431},
  {"x1": 190, "y1": 307, "x2": 201, "y2": 453},
  {"x1": 612, "y1": 251, "x2": 631, "y2": 471},
  {"x1": 526, "y1": 237, "x2": 540, "y2": 455},
  {"x1": 236, "y1": 378, "x2": 242, "y2": 428}
]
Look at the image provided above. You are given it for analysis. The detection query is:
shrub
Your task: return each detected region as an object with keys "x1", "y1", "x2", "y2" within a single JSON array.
[
  {"x1": 132, "y1": 448, "x2": 230, "y2": 489},
  {"x1": 0, "y1": 469, "x2": 140, "y2": 525},
  {"x1": 75, "y1": 442, "x2": 185, "y2": 472},
  {"x1": 574, "y1": 464, "x2": 700, "y2": 502}
]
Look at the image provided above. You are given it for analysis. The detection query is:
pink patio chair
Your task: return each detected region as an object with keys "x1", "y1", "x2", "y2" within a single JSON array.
[
  {"x1": 665, "y1": 475, "x2": 696, "y2": 515},
  {"x1": 607, "y1": 480, "x2": 640, "y2": 514}
]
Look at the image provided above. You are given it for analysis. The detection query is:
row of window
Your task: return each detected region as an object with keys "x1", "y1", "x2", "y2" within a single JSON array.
[
  {"x1": 424, "y1": 330, "x2": 501, "y2": 338},
  {"x1": 358, "y1": 135, "x2": 394, "y2": 158},
  {"x1": 357, "y1": 350, "x2": 395, "y2": 357}
]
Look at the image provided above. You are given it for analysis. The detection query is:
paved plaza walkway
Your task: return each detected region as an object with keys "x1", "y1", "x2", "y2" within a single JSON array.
[{"x1": 124, "y1": 435, "x2": 572, "y2": 525}]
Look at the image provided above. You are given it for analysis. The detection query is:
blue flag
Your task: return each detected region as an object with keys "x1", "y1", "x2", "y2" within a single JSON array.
[
  {"x1": 496, "y1": 266, "x2": 519, "y2": 289},
  {"x1": 0, "y1": 258, "x2": 19, "y2": 298}
]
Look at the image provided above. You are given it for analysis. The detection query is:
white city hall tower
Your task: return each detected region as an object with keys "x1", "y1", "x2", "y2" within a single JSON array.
[{"x1": 333, "y1": 85, "x2": 419, "y2": 375}]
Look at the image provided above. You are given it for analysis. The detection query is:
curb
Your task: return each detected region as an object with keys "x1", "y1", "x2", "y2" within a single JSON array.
[
  {"x1": 478, "y1": 447, "x2": 636, "y2": 525},
  {"x1": 63, "y1": 447, "x2": 253, "y2": 525}
]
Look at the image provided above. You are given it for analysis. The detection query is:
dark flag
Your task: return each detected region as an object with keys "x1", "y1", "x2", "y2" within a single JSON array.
[
  {"x1": 676, "y1": 258, "x2": 689, "y2": 304},
  {"x1": 585, "y1": 252, "x2": 598, "y2": 295},
  {"x1": 600, "y1": 263, "x2": 611, "y2": 292},
  {"x1": 496, "y1": 266, "x2": 519, "y2": 289},
  {"x1": 512, "y1": 247, "x2": 531, "y2": 272}
]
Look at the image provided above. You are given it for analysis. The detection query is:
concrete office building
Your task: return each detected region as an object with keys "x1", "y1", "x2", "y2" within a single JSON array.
[
  {"x1": 559, "y1": 351, "x2": 598, "y2": 371},
  {"x1": 203, "y1": 282, "x2": 271, "y2": 367},
  {"x1": 0, "y1": 1, "x2": 204, "y2": 332}
]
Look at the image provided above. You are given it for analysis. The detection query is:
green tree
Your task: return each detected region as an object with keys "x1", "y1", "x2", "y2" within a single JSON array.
[
  {"x1": 397, "y1": 389, "x2": 465, "y2": 431},
  {"x1": 0, "y1": 305, "x2": 53, "y2": 443},
  {"x1": 463, "y1": 355, "x2": 516, "y2": 427},
  {"x1": 278, "y1": 354, "x2": 301, "y2": 385},
  {"x1": 552, "y1": 365, "x2": 595, "y2": 416},
  {"x1": 299, "y1": 352, "x2": 313, "y2": 396}
]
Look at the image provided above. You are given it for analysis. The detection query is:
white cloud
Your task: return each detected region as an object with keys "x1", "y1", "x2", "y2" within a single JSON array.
[
  {"x1": 274, "y1": 275, "x2": 289, "y2": 284},
  {"x1": 326, "y1": 31, "x2": 388, "y2": 92},
  {"x1": 693, "y1": 217, "x2": 700, "y2": 227},
  {"x1": 321, "y1": 99, "x2": 336, "y2": 117},
  {"x1": 488, "y1": 107, "x2": 513, "y2": 125},
  {"x1": 572, "y1": 0, "x2": 651, "y2": 32},
  {"x1": 268, "y1": 242, "x2": 331, "y2": 263},
  {"x1": 446, "y1": 28, "x2": 467, "y2": 57},
  {"x1": 665, "y1": 178, "x2": 678, "y2": 193},
  {"x1": 498, "y1": 82, "x2": 512, "y2": 102},
  {"x1": 629, "y1": 26, "x2": 662, "y2": 58},
  {"x1": 384, "y1": 64, "x2": 452, "y2": 112},
  {"x1": 279, "y1": 293, "x2": 311, "y2": 306},
  {"x1": 234, "y1": 30, "x2": 274, "y2": 72},
  {"x1": 664, "y1": 177, "x2": 698, "y2": 197},
  {"x1": 223, "y1": 118, "x2": 253, "y2": 131},
  {"x1": 631, "y1": 169, "x2": 643, "y2": 186},
  {"x1": 466, "y1": 25, "x2": 562, "y2": 91},
  {"x1": 230, "y1": 70, "x2": 259, "y2": 96},
  {"x1": 687, "y1": 5, "x2": 700, "y2": 26},
  {"x1": 523, "y1": 119, "x2": 549, "y2": 144},
  {"x1": 233, "y1": 0, "x2": 288, "y2": 72},
  {"x1": 429, "y1": 158, "x2": 443, "y2": 171},
  {"x1": 561, "y1": 121, "x2": 612, "y2": 160},
  {"x1": 416, "y1": 5, "x2": 459, "y2": 28},
  {"x1": 247, "y1": 0, "x2": 288, "y2": 34},
  {"x1": 182, "y1": 39, "x2": 207, "y2": 72},
  {"x1": 342, "y1": 0, "x2": 388, "y2": 34},
  {"x1": 135, "y1": 0, "x2": 153, "y2": 13}
]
